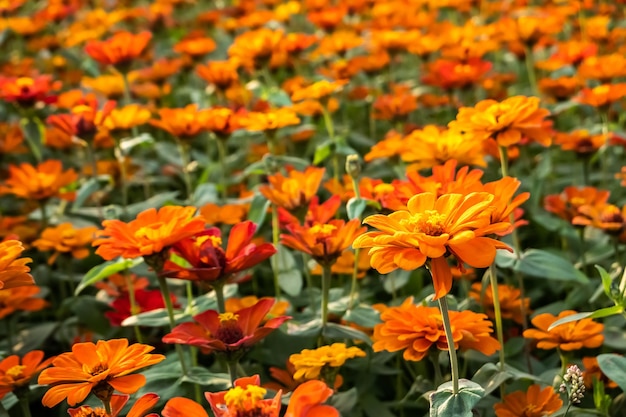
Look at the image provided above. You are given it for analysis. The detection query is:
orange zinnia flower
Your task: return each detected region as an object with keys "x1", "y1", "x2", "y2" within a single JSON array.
[
  {"x1": 240, "y1": 108, "x2": 301, "y2": 132},
  {"x1": 150, "y1": 104, "x2": 210, "y2": 139},
  {"x1": 68, "y1": 393, "x2": 159, "y2": 417},
  {"x1": 554, "y1": 129, "x2": 608, "y2": 156},
  {"x1": 448, "y1": 96, "x2": 551, "y2": 147},
  {"x1": 225, "y1": 296, "x2": 289, "y2": 322},
  {"x1": 0, "y1": 123, "x2": 25, "y2": 154},
  {"x1": 162, "y1": 298, "x2": 290, "y2": 356},
  {"x1": 173, "y1": 33, "x2": 216, "y2": 58},
  {"x1": 0, "y1": 350, "x2": 53, "y2": 400},
  {"x1": 206, "y1": 375, "x2": 281, "y2": 417},
  {"x1": 281, "y1": 219, "x2": 366, "y2": 266},
  {"x1": 0, "y1": 285, "x2": 47, "y2": 319},
  {"x1": 259, "y1": 167, "x2": 325, "y2": 211},
  {"x1": 92, "y1": 206, "x2": 206, "y2": 262},
  {"x1": 494, "y1": 385, "x2": 563, "y2": 417},
  {"x1": 85, "y1": 31, "x2": 152, "y2": 67},
  {"x1": 373, "y1": 297, "x2": 500, "y2": 361},
  {"x1": 577, "y1": 83, "x2": 626, "y2": 108},
  {"x1": 201, "y1": 107, "x2": 242, "y2": 139},
  {"x1": 199, "y1": 202, "x2": 249, "y2": 226},
  {"x1": 400, "y1": 125, "x2": 487, "y2": 170},
  {"x1": 196, "y1": 60, "x2": 240, "y2": 91},
  {"x1": 523, "y1": 310, "x2": 604, "y2": 351},
  {"x1": 32, "y1": 223, "x2": 98, "y2": 265},
  {"x1": 162, "y1": 396, "x2": 209, "y2": 417},
  {"x1": 0, "y1": 160, "x2": 77, "y2": 201},
  {"x1": 284, "y1": 380, "x2": 339, "y2": 417},
  {"x1": 573, "y1": 203, "x2": 625, "y2": 236},
  {"x1": 372, "y1": 88, "x2": 418, "y2": 122},
  {"x1": 38, "y1": 339, "x2": 165, "y2": 407},
  {"x1": 0, "y1": 239, "x2": 34, "y2": 289},
  {"x1": 544, "y1": 186, "x2": 610, "y2": 224},
  {"x1": 353, "y1": 192, "x2": 511, "y2": 299},
  {"x1": 469, "y1": 283, "x2": 530, "y2": 325},
  {"x1": 100, "y1": 104, "x2": 151, "y2": 133},
  {"x1": 291, "y1": 79, "x2": 347, "y2": 103}
]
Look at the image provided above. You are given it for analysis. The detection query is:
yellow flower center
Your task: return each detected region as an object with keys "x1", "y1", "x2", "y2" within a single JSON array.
[
  {"x1": 224, "y1": 385, "x2": 267, "y2": 410},
  {"x1": 134, "y1": 223, "x2": 164, "y2": 240},
  {"x1": 16, "y1": 77, "x2": 34, "y2": 87},
  {"x1": 402, "y1": 210, "x2": 447, "y2": 236},
  {"x1": 593, "y1": 85, "x2": 610, "y2": 95},
  {"x1": 6, "y1": 365, "x2": 26, "y2": 381},
  {"x1": 196, "y1": 234, "x2": 222, "y2": 248},
  {"x1": 219, "y1": 312, "x2": 239, "y2": 323},
  {"x1": 310, "y1": 224, "x2": 337, "y2": 237}
]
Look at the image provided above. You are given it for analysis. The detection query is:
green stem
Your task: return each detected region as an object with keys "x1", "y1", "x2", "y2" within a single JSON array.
[
  {"x1": 156, "y1": 275, "x2": 189, "y2": 375},
  {"x1": 321, "y1": 263, "x2": 332, "y2": 331},
  {"x1": 215, "y1": 138, "x2": 229, "y2": 202},
  {"x1": 38, "y1": 200, "x2": 49, "y2": 230},
  {"x1": 120, "y1": 71, "x2": 139, "y2": 138},
  {"x1": 271, "y1": 205, "x2": 281, "y2": 300},
  {"x1": 102, "y1": 401, "x2": 111, "y2": 416},
  {"x1": 347, "y1": 249, "x2": 361, "y2": 310},
  {"x1": 524, "y1": 45, "x2": 538, "y2": 96},
  {"x1": 227, "y1": 360, "x2": 238, "y2": 387},
  {"x1": 214, "y1": 282, "x2": 226, "y2": 314},
  {"x1": 124, "y1": 272, "x2": 143, "y2": 343},
  {"x1": 114, "y1": 138, "x2": 129, "y2": 214},
  {"x1": 18, "y1": 397, "x2": 32, "y2": 417},
  {"x1": 321, "y1": 106, "x2": 340, "y2": 184},
  {"x1": 437, "y1": 296, "x2": 459, "y2": 394},
  {"x1": 176, "y1": 139, "x2": 193, "y2": 204},
  {"x1": 488, "y1": 265, "x2": 507, "y2": 399},
  {"x1": 5, "y1": 319, "x2": 13, "y2": 355}
]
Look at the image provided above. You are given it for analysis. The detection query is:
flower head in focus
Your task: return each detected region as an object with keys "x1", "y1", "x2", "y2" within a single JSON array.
[
  {"x1": 494, "y1": 385, "x2": 563, "y2": 417},
  {"x1": 523, "y1": 310, "x2": 604, "y2": 351},
  {"x1": 38, "y1": 339, "x2": 165, "y2": 407}
]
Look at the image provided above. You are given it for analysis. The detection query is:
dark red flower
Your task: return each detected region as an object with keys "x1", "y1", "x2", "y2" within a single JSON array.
[
  {"x1": 162, "y1": 298, "x2": 290, "y2": 356},
  {"x1": 105, "y1": 289, "x2": 178, "y2": 327},
  {"x1": 161, "y1": 221, "x2": 276, "y2": 285}
]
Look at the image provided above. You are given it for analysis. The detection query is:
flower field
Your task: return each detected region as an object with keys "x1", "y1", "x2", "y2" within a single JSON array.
[{"x1": 1, "y1": 0, "x2": 626, "y2": 416}]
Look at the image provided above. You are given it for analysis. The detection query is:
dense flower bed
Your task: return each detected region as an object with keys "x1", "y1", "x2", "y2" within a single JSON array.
[{"x1": 0, "y1": 0, "x2": 625, "y2": 416}]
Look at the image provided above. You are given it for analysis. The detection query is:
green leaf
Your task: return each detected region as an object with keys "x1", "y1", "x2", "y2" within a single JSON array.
[
  {"x1": 274, "y1": 245, "x2": 303, "y2": 297},
  {"x1": 313, "y1": 140, "x2": 334, "y2": 165},
  {"x1": 329, "y1": 388, "x2": 358, "y2": 414},
  {"x1": 125, "y1": 192, "x2": 180, "y2": 218},
  {"x1": 180, "y1": 367, "x2": 231, "y2": 387},
  {"x1": 598, "y1": 354, "x2": 626, "y2": 393},
  {"x1": 192, "y1": 183, "x2": 218, "y2": 207},
  {"x1": 20, "y1": 117, "x2": 43, "y2": 162},
  {"x1": 72, "y1": 177, "x2": 102, "y2": 210},
  {"x1": 514, "y1": 249, "x2": 589, "y2": 283},
  {"x1": 547, "y1": 305, "x2": 623, "y2": 331},
  {"x1": 247, "y1": 193, "x2": 271, "y2": 228},
  {"x1": 322, "y1": 323, "x2": 372, "y2": 345},
  {"x1": 75, "y1": 258, "x2": 144, "y2": 295},
  {"x1": 121, "y1": 307, "x2": 189, "y2": 328},
  {"x1": 429, "y1": 379, "x2": 485, "y2": 417},
  {"x1": 287, "y1": 318, "x2": 322, "y2": 336},
  {"x1": 472, "y1": 363, "x2": 513, "y2": 396},
  {"x1": 343, "y1": 305, "x2": 382, "y2": 328},
  {"x1": 347, "y1": 198, "x2": 367, "y2": 220},
  {"x1": 595, "y1": 265, "x2": 614, "y2": 299}
]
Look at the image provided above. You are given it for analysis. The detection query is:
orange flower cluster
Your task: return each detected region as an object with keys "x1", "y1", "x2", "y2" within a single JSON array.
[
  {"x1": 353, "y1": 191, "x2": 512, "y2": 299},
  {"x1": 32, "y1": 223, "x2": 97, "y2": 265},
  {"x1": 523, "y1": 310, "x2": 604, "y2": 351},
  {"x1": 373, "y1": 297, "x2": 500, "y2": 361}
]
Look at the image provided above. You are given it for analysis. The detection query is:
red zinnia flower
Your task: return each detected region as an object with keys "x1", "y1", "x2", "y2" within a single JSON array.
[
  {"x1": 161, "y1": 221, "x2": 276, "y2": 285},
  {"x1": 162, "y1": 298, "x2": 290, "y2": 355}
]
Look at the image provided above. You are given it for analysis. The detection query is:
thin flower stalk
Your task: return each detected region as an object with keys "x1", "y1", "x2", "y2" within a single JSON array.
[
  {"x1": 124, "y1": 272, "x2": 143, "y2": 343},
  {"x1": 156, "y1": 273, "x2": 189, "y2": 376},
  {"x1": 176, "y1": 138, "x2": 194, "y2": 204},
  {"x1": 437, "y1": 293, "x2": 459, "y2": 395},
  {"x1": 488, "y1": 265, "x2": 507, "y2": 397}
]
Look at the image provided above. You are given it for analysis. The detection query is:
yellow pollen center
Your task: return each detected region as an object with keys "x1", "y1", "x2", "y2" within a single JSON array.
[
  {"x1": 219, "y1": 312, "x2": 239, "y2": 323},
  {"x1": 310, "y1": 224, "x2": 337, "y2": 237},
  {"x1": 134, "y1": 223, "x2": 164, "y2": 240},
  {"x1": 224, "y1": 385, "x2": 267, "y2": 410},
  {"x1": 402, "y1": 210, "x2": 447, "y2": 236},
  {"x1": 6, "y1": 365, "x2": 26, "y2": 380},
  {"x1": 196, "y1": 235, "x2": 222, "y2": 248},
  {"x1": 16, "y1": 78, "x2": 34, "y2": 87}
]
